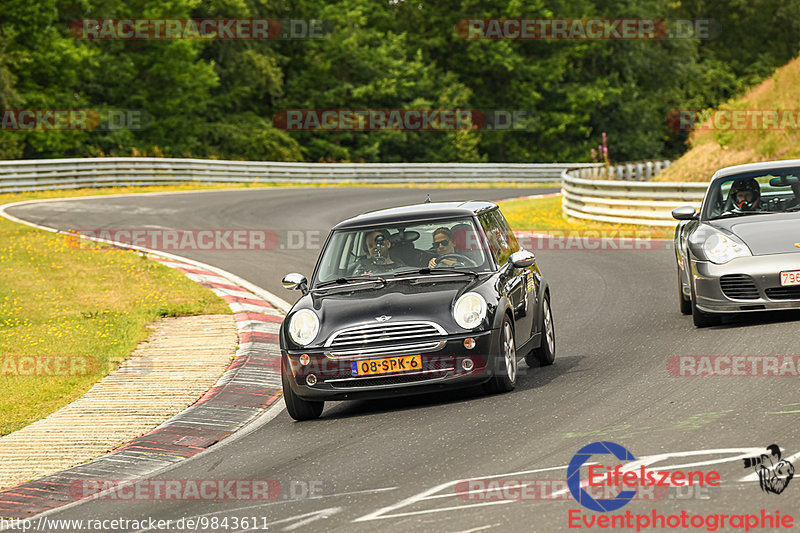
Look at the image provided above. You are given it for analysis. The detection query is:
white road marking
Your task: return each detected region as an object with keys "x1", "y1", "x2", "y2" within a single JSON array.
[
  {"x1": 256, "y1": 507, "x2": 342, "y2": 532},
  {"x1": 128, "y1": 487, "x2": 398, "y2": 532},
  {"x1": 738, "y1": 449, "x2": 800, "y2": 482},
  {"x1": 353, "y1": 465, "x2": 567, "y2": 522},
  {"x1": 449, "y1": 524, "x2": 501, "y2": 533},
  {"x1": 356, "y1": 447, "x2": 784, "y2": 523}
]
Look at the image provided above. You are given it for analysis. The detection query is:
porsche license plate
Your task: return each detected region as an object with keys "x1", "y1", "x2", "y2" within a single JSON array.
[
  {"x1": 781, "y1": 271, "x2": 800, "y2": 286},
  {"x1": 351, "y1": 355, "x2": 422, "y2": 376}
]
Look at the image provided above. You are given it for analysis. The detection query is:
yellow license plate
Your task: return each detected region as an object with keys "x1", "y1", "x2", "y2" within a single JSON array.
[{"x1": 351, "y1": 355, "x2": 422, "y2": 376}]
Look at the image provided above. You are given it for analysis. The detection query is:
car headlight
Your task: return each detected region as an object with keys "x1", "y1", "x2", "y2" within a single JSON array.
[
  {"x1": 288, "y1": 309, "x2": 320, "y2": 346},
  {"x1": 453, "y1": 292, "x2": 487, "y2": 329},
  {"x1": 702, "y1": 233, "x2": 751, "y2": 264}
]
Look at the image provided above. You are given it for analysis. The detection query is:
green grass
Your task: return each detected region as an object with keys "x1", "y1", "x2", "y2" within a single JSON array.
[
  {"x1": 0, "y1": 196, "x2": 231, "y2": 435},
  {"x1": 658, "y1": 55, "x2": 800, "y2": 182}
]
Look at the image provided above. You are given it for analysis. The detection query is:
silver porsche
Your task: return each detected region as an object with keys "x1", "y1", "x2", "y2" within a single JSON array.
[{"x1": 673, "y1": 159, "x2": 800, "y2": 327}]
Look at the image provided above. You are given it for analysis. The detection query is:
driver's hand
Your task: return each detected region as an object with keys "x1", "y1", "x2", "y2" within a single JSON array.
[{"x1": 428, "y1": 257, "x2": 437, "y2": 268}]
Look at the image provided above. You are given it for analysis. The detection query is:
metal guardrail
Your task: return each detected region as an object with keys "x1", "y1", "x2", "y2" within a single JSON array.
[
  {"x1": 571, "y1": 160, "x2": 673, "y2": 181},
  {"x1": 0, "y1": 158, "x2": 603, "y2": 192},
  {"x1": 561, "y1": 164, "x2": 708, "y2": 227}
]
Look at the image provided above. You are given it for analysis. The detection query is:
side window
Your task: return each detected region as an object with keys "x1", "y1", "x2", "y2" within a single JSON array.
[
  {"x1": 493, "y1": 210, "x2": 520, "y2": 255},
  {"x1": 479, "y1": 210, "x2": 514, "y2": 265}
]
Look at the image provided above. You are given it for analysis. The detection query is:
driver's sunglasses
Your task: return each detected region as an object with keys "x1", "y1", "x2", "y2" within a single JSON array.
[{"x1": 433, "y1": 239, "x2": 450, "y2": 248}]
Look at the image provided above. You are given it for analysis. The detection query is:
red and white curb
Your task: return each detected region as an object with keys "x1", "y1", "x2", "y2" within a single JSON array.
[{"x1": 0, "y1": 199, "x2": 291, "y2": 520}]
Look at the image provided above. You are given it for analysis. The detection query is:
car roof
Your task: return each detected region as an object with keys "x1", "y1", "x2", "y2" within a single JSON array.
[
  {"x1": 712, "y1": 158, "x2": 800, "y2": 182},
  {"x1": 333, "y1": 201, "x2": 498, "y2": 230}
]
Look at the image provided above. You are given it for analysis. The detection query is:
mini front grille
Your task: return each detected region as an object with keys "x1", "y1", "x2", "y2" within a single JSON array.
[
  {"x1": 720, "y1": 274, "x2": 759, "y2": 300},
  {"x1": 765, "y1": 286, "x2": 800, "y2": 300},
  {"x1": 326, "y1": 321, "x2": 445, "y2": 348}
]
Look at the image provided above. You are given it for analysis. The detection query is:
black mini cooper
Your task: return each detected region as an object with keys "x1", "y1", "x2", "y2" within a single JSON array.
[{"x1": 279, "y1": 201, "x2": 555, "y2": 420}]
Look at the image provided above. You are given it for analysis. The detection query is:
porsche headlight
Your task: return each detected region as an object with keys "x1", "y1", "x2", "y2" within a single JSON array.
[
  {"x1": 288, "y1": 309, "x2": 320, "y2": 346},
  {"x1": 454, "y1": 292, "x2": 487, "y2": 329},
  {"x1": 702, "y1": 233, "x2": 751, "y2": 264}
]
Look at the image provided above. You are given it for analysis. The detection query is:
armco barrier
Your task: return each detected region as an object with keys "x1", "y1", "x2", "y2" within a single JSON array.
[
  {"x1": 0, "y1": 158, "x2": 603, "y2": 192},
  {"x1": 571, "y1": 160, "x2": 673, "y2": 181},
  {"x1": 561, "y1": 166, "x2": 707, "y2": 227}
]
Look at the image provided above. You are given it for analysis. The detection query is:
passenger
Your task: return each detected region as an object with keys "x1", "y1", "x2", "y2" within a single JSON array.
[
  {"x1": 352, "y1": 229, "x2": 404, "y2": 276},
  {"x1": 428, "y1": 227, "x2": 477, "y2": 268}
]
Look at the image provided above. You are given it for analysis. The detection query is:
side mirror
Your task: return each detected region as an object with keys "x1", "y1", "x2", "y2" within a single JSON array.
[
  {"x1": 282, "y1": 273, "x2": 308, "y2": 292},
  {"x1": 509, "y1": 250, "x2": 536, "y2": 268},
  {"x1": 672, "y1": 205, "x2": 697, "y2": 221}
]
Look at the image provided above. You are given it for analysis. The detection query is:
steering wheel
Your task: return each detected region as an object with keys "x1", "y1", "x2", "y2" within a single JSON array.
[{"x1": 431, "y1": 253, "x2": 475, "y2": 267}]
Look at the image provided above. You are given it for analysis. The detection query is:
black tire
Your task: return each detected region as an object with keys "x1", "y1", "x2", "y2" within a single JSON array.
[
  {"x1": 282, "y1": 358, "x2": 324, "y2": 421},
  {"x1": 690, "y1": 282, "x2": 721, "y2": 328},
  {"x1": 526, "y1": 293, "x2": 555, "y2": 367},
  {"x1": 678, "y1": 270, "x2": 692, "y2": 315},
  {"x1": 484, "y1": 316, "x2": 517, "y2": 394}
]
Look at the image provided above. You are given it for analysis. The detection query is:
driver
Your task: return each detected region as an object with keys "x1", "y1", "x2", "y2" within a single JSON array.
[
  {"x1": 428, "y1": 227, "x2": 477, "y2": 268},
  {"x1": 729, "y1": 178, "x2": 761, "y2": 211},
  {"x1": 352, "y1": 229, "x2": 404, "y2": 276}
]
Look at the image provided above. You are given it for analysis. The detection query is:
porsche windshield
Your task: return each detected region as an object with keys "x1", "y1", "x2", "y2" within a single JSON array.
[
  {"x1": 314, "y1": 218, "x2": 491, "y2": 284},
  {"x1": 704, "y1": 171, "x2": 800, "y2": 219}
]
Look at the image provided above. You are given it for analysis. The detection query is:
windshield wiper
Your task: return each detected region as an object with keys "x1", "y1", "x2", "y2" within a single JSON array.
[
  {"x1": 713, "y1": 210, "x2": 773, "y2": 219},
  {"x1": 314, "y1": 276, "x2": 386, "y2": 290},
  {"x1": 393, "y1": 267, "x2": 478, "y2": 278}
]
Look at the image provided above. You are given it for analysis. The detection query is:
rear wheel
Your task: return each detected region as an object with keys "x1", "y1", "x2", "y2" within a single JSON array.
[
  {"x1": 282, "y1": 358, "x2": 324, "y2": 421},
  {"x1": 484, "y1": 317, "x2": 517, "y2": 394},
  {"x1": 526, "y1": 294, "x2": 555, "y2": 367},
  {"x1": 690, "y1": 281, "x2": 721, "y2": 328},
  {"x1": 678, "y1": 269, "x2": 691, "y2": 315}
]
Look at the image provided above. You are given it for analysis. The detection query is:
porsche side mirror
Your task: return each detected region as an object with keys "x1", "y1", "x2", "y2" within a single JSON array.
[{"x1": 672, "y1": 205, "x2": 697, "y2": 220}]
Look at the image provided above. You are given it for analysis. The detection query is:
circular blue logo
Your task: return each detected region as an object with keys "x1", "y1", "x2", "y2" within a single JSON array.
[{"x1": 567, "y1": 441, "x2": 637, "y2": 512}]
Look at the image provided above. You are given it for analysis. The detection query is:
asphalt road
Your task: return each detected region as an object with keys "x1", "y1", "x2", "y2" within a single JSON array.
[{"x1": 7, "y1": 187, "x2": 800, "y2": 532}]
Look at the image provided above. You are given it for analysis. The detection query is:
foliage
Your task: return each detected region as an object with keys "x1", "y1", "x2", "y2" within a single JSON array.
[{"x1": 1, "y1": 0, "x2": 797, "y2": 162}]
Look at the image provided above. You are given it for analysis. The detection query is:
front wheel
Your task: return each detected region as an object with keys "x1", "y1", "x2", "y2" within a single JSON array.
[
  {"x1": 526, "y1": 294, "x2": 555, "y2": 367},
  {"x1": 484, "y1": 317, "x2": 517, "y2": 394},
  {"x1": 678, "y1": 269, "x2": 691, "y2": 315},
  {"x1": 282, "y1": 358, "x2": 324, "y2": 421}
]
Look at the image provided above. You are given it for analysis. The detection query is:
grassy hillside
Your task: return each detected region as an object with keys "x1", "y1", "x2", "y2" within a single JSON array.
[{"x1": 658, "y1": 54, "x2": 800, "y2": 182}]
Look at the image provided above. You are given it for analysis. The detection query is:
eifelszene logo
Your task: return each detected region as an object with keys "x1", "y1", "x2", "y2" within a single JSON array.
[
  {"x1": 743, "y1": 444, "x2": 794, "y2": 495},
  {"x1": 567, "y1": 441, "x2": 721, "y2": 512}
]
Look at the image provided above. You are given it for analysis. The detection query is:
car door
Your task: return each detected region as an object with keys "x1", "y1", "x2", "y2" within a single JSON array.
[{"x1": 478, "y1": 209, "x2": 535, "y2": 347}]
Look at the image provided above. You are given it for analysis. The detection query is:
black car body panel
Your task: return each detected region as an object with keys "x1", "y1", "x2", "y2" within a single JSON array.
[{"x1": 279, "y1": 201, "x2": 553, "y2": 414}]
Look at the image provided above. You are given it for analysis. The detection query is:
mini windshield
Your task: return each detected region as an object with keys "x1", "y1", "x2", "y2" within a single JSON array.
[
  {"x1": 314, "y1": 217, "x2": 491, "y2": 284},
  {"x1": 704, "y1": 170, "x2": 800, "y2": 220}
]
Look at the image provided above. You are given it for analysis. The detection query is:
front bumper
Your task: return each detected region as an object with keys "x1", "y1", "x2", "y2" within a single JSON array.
[
  {"x1": 692, "y1": 253, "x2": 800, "y2": 313},
  {"x1": 282, "y1": 330, "x2": 497, "y2": 401}
]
